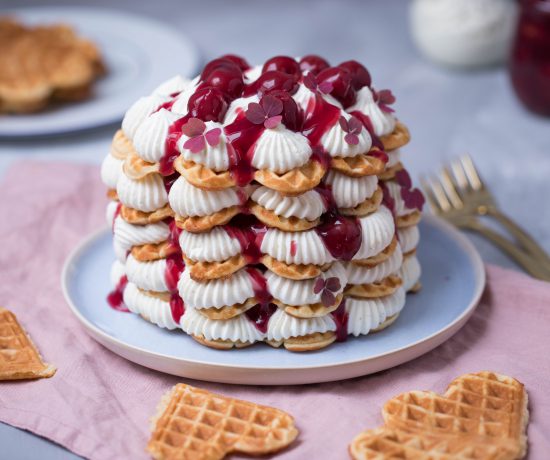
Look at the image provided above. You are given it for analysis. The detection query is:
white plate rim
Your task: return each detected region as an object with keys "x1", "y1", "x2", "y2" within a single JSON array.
[
  {"x1": 0, "y1": 6, "x2": 200, "y2": 138},
  {"x1": 61, "y1": 214, "x2": 486, "y2": 375}
]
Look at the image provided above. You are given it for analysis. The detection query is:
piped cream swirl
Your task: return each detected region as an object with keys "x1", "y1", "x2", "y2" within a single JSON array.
[
  {"x1": 251, "y1": 187, "x2": 325, "y2": 221},
  {"x1": 347, "y1": 86, "x2": 396, "y2": 137},
  {"x1": 324, "y1": 170, "x2": 378, "y2": 209},
  {"x1": 168, "y1": 176, "x2": 244, "y2": 217},
  {"x1": 116, "y1": 172, "x2": 168, "y2": 212},
  {"x1": 133, "y1": 109, "x2": 182, "y2": 163},
  {"x1": 251, "y1": 125, "x2": 312, "y2": 173}
]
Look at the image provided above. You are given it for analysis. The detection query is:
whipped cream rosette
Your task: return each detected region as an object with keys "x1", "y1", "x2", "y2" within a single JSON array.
[{"x1": 101, "y1": 54, "x2": 424, "y2": 351}]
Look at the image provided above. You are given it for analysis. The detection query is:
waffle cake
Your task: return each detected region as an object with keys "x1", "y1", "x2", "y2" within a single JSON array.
[
  {"x1": 100, "y1": 55, "x2": 425, "y2": 351},
  {"x1": 0, "y1": 17, "x2": 105, "y2": 113},
  {"x1": 350, "y1": 371, "x2": 529, "y2": 459}
]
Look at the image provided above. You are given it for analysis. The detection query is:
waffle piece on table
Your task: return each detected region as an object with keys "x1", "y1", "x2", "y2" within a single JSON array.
[
  {"x1": 349, "y1": 371, "x2": 529, "y2": 460},
  {"x1": 147, "y1": 383, "x2": 298, "y2": 460},
  {"x1": 0, "y1": 18, "x2": 105, "y2": 113},
  {"x1": 0, "y1": 307, "x2": 56, "y2": 380}
]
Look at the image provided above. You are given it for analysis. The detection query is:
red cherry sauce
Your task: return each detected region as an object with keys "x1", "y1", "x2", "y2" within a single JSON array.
[
  {"x1": 154, "y1": 96, "x2": 179, "y2": 113},
  {"x1": 350, "y1": 110, "x2": 389, "y2": 162},
  {"x1": 290, "y1": 240, "x2": 297, "y2": 257},
  {"x1": 314, "y1": 183, "x2": 362, "y2": 261},
  {"x1": 107, "y1": 275, "x2": 130, "y2": 312},
  {"x1": 224, "y1": 215, "x2": 267, "y2": 264},
  {"x1": 245, "y1": 266, "x2": 273, "y2": 314},
  {"x1": 112, "y1": 202, "x2": 122, "y2": 232},
  {"x1": 245, "y1": 303, "x2": 278, "y2": 334},
  {"x1": 331, "y1": 299, "x2": 348, "y2": 342},
  {"x1": 164, "y1": 220, "x2": 185, "y2": 323},
  {"x1": 224, "y1": 114, "x2": 264, "y2": 186},
  {"x1": 169, "y1": 293, "x2": 185, "y2": 324},
  {"x1": 160, "y1": 115, "x2": 190, "y2": 176},
  {"x1": 302, "y1": 94, "x2": 341, "y2": 146}
]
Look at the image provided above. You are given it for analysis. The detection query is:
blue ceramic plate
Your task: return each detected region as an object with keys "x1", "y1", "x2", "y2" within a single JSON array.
[
  {"x1": 0, "y1": 7, "x2": 200, "y2": 138},
  {"x1": 62, "y1": 215, "x2": 485, "y2": 385}
]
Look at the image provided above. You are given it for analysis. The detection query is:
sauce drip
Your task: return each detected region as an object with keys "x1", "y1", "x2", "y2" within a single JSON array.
[
  {"x1": 245, "y1": 267, "x2": 272, "y2": 306},
  {"x1": 331, "y1": 299, "x2": 348, "y2": 342},
  {"x1": 112, "y1": 202, "x2": 122, "y2": 232},
  {"x1": 302, "y1": 94, "x2": 341, "y2": 146},
  {"x1": 223, "y1": 215, "x2": 267, "y2": 263},
  {"x1": 245, "y1": 303, "x2": 278, "y2": 333},
  {"x1": 160, "y1": 115, "x2": 190, "y2": 176},
  {"x1": 107, "y1": 275, "x2": 130, "y2": 312},
  {"x1": 224, "y1": 115, "x2": 264, "y2": 186},
  {"x1": 169, "y1": 293, "x2": 185, "y2": 324},
  {"x1": 164, "y1": 221, "x2": 185, "y2": 323}
]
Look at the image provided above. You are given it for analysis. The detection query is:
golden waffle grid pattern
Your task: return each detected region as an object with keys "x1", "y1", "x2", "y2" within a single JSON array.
[
  {"x1": 0, "y1": 307, "x2": 56, "y2": 380},
  {"x1": 350, "y1": 372, "x2": 528, "y2": 460},
  {"x1": 148, "y1": 384, "x2": 298, "y2": 460}
]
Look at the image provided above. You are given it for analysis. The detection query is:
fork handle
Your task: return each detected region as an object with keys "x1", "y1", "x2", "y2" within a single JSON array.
[
  {"x1": 486, "y1": 207, "x2": 550, "y2": 271},
  {"x1": 462, "y1": 220, "x2": 550, "y2": 281}
]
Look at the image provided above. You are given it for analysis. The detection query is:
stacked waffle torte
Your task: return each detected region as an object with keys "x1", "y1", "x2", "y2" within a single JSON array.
[{"x1": 101, "y1": 55, "x2": 424, "y2": 351}]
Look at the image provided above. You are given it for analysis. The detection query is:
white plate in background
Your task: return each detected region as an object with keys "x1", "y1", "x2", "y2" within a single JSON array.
[{"x1": 0, "y1": 6, "x2": 200, "y2": 138}]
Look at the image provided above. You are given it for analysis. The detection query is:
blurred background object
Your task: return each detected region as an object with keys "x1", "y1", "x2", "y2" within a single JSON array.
[
  {"x1": 410, "y1": 0, "x2": 518, "y2": 68},
  {"x1": 509, "y1": 0, "x2": 550, "y2": 116}
]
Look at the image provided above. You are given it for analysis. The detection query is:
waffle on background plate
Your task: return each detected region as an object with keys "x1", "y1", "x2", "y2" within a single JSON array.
[{"x1": 0, "y1": 17, "x2": 105, "y2": 114}]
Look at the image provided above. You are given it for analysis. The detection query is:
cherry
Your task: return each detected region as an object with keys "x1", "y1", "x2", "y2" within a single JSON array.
[
  {"x1": 262, "y1": 56, "x2": 301, "y2": 79},
  {"x1": 268, "y1": 90, "x2": 302, "y2": 131},
  {"x1": 299, "y1": 55, "x2": 330, "y2": 75},
  {"x1": 203, "y1": 68, "x2": 244, "y2": 99},
  {"x1": 243, "y1": 70, "x2": 298, "y2": 97},
  {"x1": 200, "y1": 57, "x2": 242, "y2": 80},
  {"x1": 316, "y1": 67, "x2": 356, "y2": 108},
  {"x1": 220, "y1": 54, "x2": 250, "y2": 71},
  {"x1": 187, "y1": 87, "x2": 228, "y2": 122},
  {"x1": 338, "y1": 60, "x2": 371, "y2": 89}
]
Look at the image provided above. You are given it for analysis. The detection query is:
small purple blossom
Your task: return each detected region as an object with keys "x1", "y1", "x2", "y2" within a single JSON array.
[
  {"x1": 339, "y1": 115, "x2": 363, "y2": 146},
  {"x1": 182, "y1": 118, "x2": 222, "y2": 153},
  {"x1": 313, "y1": 276, "x2": 341, "y2": 307},
  {"x1": 245, "y1": 95, "x2": 284, "y2": 129}
]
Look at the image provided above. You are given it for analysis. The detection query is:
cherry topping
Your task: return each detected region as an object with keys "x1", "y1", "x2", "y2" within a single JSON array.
[
  {"x1": 299, "y1": 55, "x2": 330, "y2": 75},
  {"x1": 202, "y1": 68, "x2": 244, "y2": 99},
  {"x1": 267, "y1": 90, "x2": 302, "y2": 131},
  {"x1": 243, "y1": 70, "x2": 298, "y2": 97},
  {"x1": 262, "y1": 55, "x2": 301, "y2": 79},
  {"x1": 338, "y1": 60, "x2": 371, "y2": 90},
  {"x1": 315, "y1": 211, "x2": 362, "y2": 261},
  {"x1": 220, "y1": 54, "x2": 250, "y2": 71},
  {"x1": 316, "y1": 67, "x2": 356, "y2": 108},
  {"x1": 200, "y1": 57, "x2": 242, "y2": 80},
  {"x1": 187, "y1": 87, "x2": 228, "y2": 122}
]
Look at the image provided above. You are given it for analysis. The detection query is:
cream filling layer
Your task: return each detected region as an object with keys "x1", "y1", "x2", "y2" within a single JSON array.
[{"x1": 346, "y1": 287, "x2": 406, "y2": 336}]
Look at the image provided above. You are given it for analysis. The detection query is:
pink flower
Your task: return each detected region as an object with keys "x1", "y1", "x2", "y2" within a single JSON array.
[
  {"x1": 374, "y1": 89, "x2": 396, "y2": 113},
  {"x1": 181, "y1": 118, "x2": 222, "y2": 153},
  {"x1": 303, "y1": 73, "x2": 333, "y2": 95},
  {"x1": 245, "y1": 95, "x2": 283, "y2": 129},
  {"x1": 313, "y1": 276, "x2": 341, "y2": 307},
  {"x1": 339, "y1": 115, "x2": 363, "y2": 145}
]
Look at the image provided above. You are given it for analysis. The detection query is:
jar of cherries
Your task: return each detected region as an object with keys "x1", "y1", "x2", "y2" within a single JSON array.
[{"x1": 509, "y1": 0, "x2": 550, "y2": 116}]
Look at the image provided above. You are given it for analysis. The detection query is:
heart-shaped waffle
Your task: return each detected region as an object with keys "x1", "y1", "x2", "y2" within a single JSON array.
[
  {"x1": 350, "y1": 371, "x2": 528, "y2": 460},
  {"x1": 148, "y1": 384, "x2": 298, "y2": 460}
]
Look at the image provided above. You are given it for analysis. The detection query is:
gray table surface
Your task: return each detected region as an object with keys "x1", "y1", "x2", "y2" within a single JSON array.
[{"x1": 1, "y1": 0, "x2": 549, "y2": 458}]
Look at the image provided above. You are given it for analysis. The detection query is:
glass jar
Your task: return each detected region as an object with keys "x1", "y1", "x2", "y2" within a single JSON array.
[{"x1": 509, "y1": 0, "x2": 550, "y2": 116}]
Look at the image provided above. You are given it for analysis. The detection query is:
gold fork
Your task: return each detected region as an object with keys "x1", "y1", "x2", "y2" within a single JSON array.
[{"x1": 421, "y1": 155, "x2": 550, "y2": 281}]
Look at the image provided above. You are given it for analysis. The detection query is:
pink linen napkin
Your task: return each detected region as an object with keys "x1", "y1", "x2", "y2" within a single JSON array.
[{"x1": 0, "y1": 160, "x2": 549, "y2": 460}]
